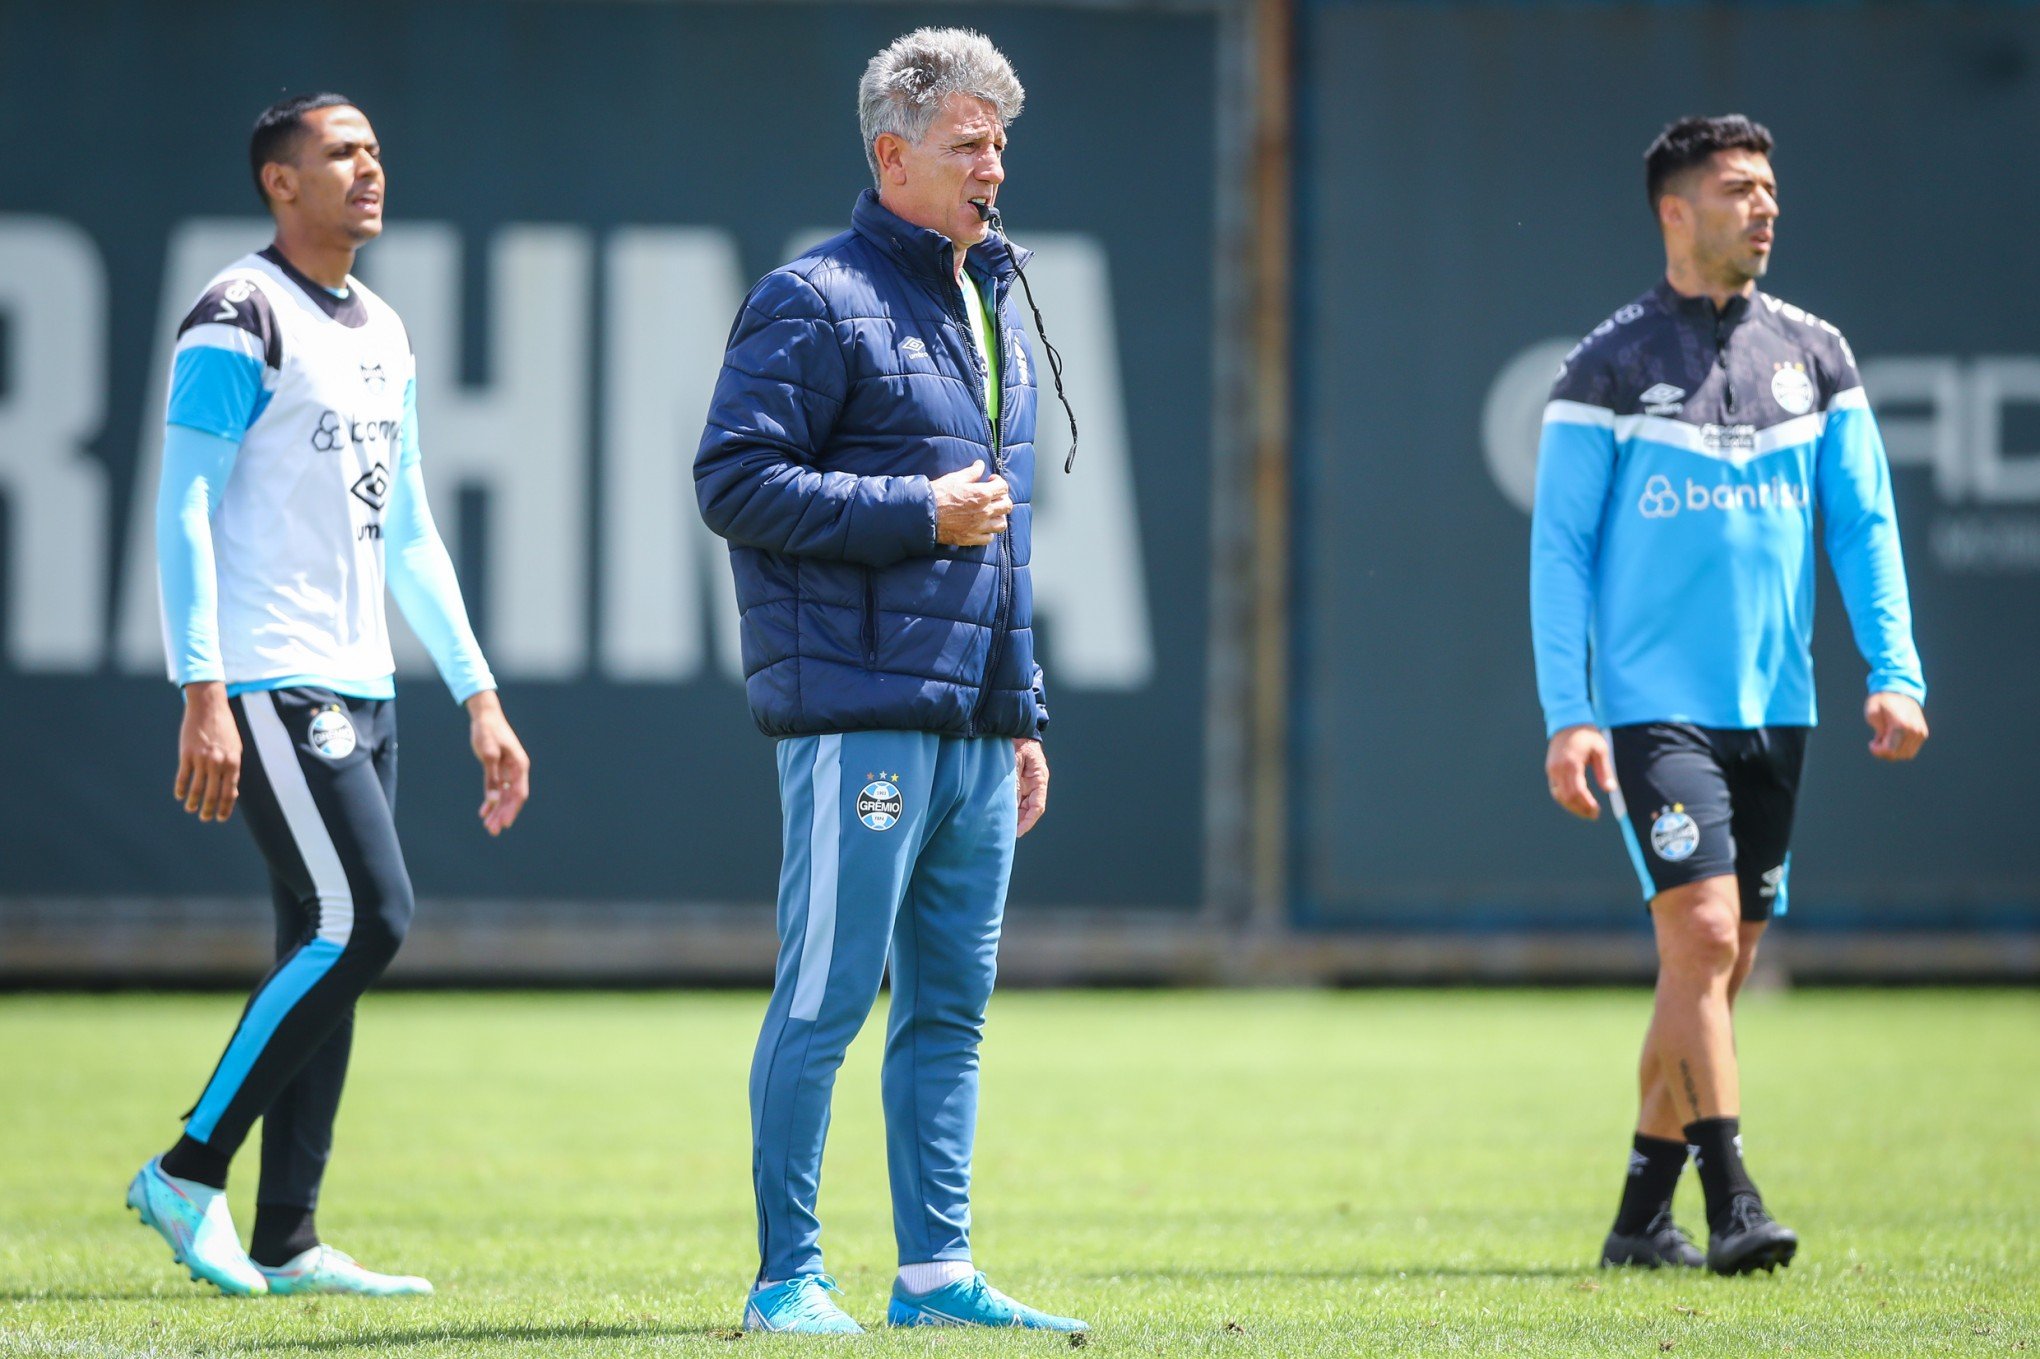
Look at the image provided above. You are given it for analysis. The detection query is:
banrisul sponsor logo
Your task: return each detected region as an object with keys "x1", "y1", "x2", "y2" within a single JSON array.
[
  {"x1": 1684, "y1": 476, "x2": 1810, "y2": 512},
  {"x1": 1639, "y1": 474, "x2": 1810, "y2": 518},
  {"x1": 1639, "y1": 475, "x2": 1680, "y2": 518},
  {"x1": 311, "y1": 410, "x2": 402, "y2": 455},
  {"x1": 857, "y1": 775, "x2": 904, "y2": 832}
]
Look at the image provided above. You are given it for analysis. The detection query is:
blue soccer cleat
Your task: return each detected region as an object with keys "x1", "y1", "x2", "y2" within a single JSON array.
[
  {"x1": 887, "y1": 1272, "x2": 1088, "y2": 1331},
  {"x1": 125, "y1": 1157, "x2": 268, "y2": 1296},
  {"x1": 255, "y1": 1245, "x2": 433, "y2": 1296},
  {"x1": 743, "y1": 1274, "x2": 864, "y2": 1334}
]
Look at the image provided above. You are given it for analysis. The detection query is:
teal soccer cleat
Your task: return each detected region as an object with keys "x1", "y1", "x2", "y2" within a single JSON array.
[
  {"x1": 255, "y1": 1245, "x2": 433, "y2": 1296},
  {"x1": 124, "y1": 1157, "x2": 268, "y2": 1296},
  {"x1": 887, "y1": 1272, "x2": 1088, "y2": 1331},
  {"x1": 743, "y1": 1274, "x2": 865, "y2": 1334}
]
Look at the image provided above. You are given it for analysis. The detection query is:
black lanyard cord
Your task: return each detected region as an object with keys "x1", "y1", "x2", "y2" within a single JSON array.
[
  {"x1": 1010, "y1": 256, "x2": 1080, "y2": 474},
  {"x1": 981, "y1": 204, "x2": 1079, "y2": 473}
]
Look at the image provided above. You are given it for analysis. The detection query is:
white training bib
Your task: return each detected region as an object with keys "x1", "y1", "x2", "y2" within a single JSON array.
[{"x1": 171, "y1": 250, "x2": 415, "y2": 688}]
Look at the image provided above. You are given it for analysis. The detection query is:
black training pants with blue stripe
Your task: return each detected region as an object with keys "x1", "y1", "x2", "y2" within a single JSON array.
[{"x1": 179, "y1": 687, "x2": 413, "y2": 1210}]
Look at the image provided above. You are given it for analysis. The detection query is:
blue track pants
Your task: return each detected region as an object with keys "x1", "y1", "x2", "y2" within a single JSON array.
[{"x1": 749, "y1": 731, "x2": 1016, "y2": 1283}]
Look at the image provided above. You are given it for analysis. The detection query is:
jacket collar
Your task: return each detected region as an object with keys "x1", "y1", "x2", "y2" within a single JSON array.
[
  {"x1": 1653, "y1": 276, "x2": 1751, "y2": 329},
  {"x1": 851, "y1": 188, "x2": 1030, "y2": 288}
]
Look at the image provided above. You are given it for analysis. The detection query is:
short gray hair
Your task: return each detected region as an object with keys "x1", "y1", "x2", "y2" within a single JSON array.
[{"x1": 858, "y1": 28, "x2": 1025, "y2": 186}]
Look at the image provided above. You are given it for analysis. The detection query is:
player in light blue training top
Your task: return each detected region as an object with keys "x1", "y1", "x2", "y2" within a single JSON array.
[
  {"x1": 127, "y1": 93, "x2": 531, "y2": 1299},
  {"x1": 1531, "y1": 115, "x2": 1927, "y2": 1276}
]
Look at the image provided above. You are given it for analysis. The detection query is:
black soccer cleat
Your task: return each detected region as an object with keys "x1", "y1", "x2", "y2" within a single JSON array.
[
  {"x1": 1706, "y1": 1193, "x2": 1798, "y2": 1275},
  {"x1": 1601, "y1": 1209, "x2": 1705, "y2": 1269}
]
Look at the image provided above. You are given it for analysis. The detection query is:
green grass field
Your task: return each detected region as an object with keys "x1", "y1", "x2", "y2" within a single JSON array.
[{"x1": 1, "y1": 989, "x2": 2034, "y2": 1356}]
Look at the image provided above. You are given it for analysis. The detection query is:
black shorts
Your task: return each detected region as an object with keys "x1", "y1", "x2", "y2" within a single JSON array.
[{"x1": 1608, "y1": 723, "x2": 1809, "y2": 921}]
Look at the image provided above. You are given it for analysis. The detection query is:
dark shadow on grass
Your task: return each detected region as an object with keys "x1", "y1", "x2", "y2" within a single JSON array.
[
  {"x1": 1088, "y1": 1265, "x2": 1589, "y2": 1282},
  {"x1": 232, "y1": 1323, "x2": 738, "y2": 1351}
]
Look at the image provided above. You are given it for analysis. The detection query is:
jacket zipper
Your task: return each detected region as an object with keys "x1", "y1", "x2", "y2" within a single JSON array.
[
  {"x1": 958, "y1": 269, "x2": 1014, "y2": 738},
  {"x1": 862, "y1": 571, "x2": 878, "y2": 668},
  {"x1": 1714, "y1": 310, "x2": 1737, "y2": 415}
]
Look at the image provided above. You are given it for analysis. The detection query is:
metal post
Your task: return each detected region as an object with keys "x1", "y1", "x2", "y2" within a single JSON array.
[
  {"x1": 1203, "y1": 0, "x2": 1294, "y2": 971},
  {"x1": 1202, "y1": 0, "x2": 1259, "y2": 931},
  {"x1": 1245, "y1": 0, "x2": 1295, "y2": 945}
]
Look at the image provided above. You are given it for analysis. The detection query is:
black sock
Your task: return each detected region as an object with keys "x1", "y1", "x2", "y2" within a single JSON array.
[
  {"x1": 250, "y1": 1204, "x2": 321, "y2": 1268},
  {"x1": 1611, "y1": 1133, "x2": 1688, "y2": 1235},
  {"x1": 1684, "y1": 1116, "x2": 1761, "y2": 1230},
  {"x1": 159, "y1": 1135, "x2": 230, "y2": 1190}
]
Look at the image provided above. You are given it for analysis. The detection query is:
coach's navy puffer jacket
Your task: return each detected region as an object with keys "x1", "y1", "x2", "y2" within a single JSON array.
[{"x1": 695, "y1": 190, "x2": 1047, "y2": 741}]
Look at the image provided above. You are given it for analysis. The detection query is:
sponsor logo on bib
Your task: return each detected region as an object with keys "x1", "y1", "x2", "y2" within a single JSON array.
[{"x1": 351, "y1": 462, "x2": 390, "y2": 512}]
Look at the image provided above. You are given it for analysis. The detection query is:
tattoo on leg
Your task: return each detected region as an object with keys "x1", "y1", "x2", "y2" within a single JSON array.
[{"x1": 1678, "y1": 1058, "x2": 1702, "y2": 1118}]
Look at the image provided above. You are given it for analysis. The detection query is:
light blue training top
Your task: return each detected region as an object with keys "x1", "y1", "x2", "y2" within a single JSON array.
[{"x1": 1530, "y1": 282, "x2": 1924, "y2": 737}]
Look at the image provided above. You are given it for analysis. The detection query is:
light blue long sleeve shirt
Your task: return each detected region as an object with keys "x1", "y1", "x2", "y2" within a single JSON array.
[{"x1": 1529, "y1": 284, "x2": 1925, "y2": 737}]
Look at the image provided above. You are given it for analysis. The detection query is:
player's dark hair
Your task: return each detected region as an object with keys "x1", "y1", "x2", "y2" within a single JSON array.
[
  {"x1": 250, "y1": 92, "x2": 356, "y2": 205},
  {"x1": 1644, "y1": 114, "x2": 1774, "y2": 212}
]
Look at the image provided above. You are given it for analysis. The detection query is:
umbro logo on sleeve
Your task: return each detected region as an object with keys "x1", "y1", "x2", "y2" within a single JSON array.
[{"x1": 1639, "y1": 383, "x2": 1686, "y2": 415}]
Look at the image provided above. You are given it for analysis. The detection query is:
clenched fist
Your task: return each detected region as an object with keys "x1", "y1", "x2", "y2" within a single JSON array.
[{"x1": 932, "y1": 460, "x2": 1012, "y2": 547}]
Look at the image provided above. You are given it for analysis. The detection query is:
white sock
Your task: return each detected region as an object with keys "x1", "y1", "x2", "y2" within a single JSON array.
[{"x1": 898, "y1": 1260, "x2": 974, "y2": 1294}]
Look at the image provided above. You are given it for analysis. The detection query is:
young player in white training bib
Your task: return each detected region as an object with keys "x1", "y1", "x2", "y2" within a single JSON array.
[{"x1": 127, "y1": 92, "x2": 532, "y2": 1298}]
